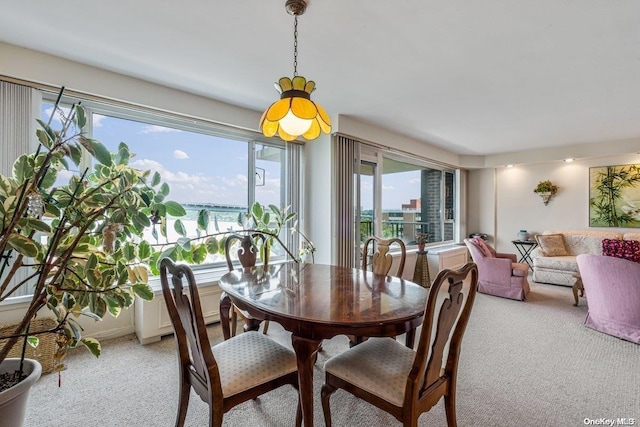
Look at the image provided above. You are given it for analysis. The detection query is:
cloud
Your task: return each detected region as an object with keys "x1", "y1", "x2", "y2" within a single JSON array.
[
  {"x1": 173, "y1": 150, "x2": 189, "y2": 159},
  {"x1": 139, "y1": 125, "x2": 181, "y2": 134},
  {"x1": 408, "y1": 178, "x2": 421, "y2": 184},
  {"x1": 92, "y1": 114, "x2": 105, "y2": 128},
  {"x1": 382, "y1": 184, "x2": 394, "y2": 190},
  {"x1": 129, "y1": 158, "x2": 251, "y2": 204}
]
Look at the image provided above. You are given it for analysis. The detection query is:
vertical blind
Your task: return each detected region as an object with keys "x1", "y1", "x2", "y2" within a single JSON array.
[
  {"x1": 0, "y1": 81, "x2": 39, "y2": 298},
  {"x1": 332, "y1": 134, "x2": 358, "y2": 268}
]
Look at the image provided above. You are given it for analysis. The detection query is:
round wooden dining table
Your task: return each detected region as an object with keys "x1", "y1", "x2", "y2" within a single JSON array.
[{"x1": 218, "y1": 262, "x2": 428, "y2": 427}]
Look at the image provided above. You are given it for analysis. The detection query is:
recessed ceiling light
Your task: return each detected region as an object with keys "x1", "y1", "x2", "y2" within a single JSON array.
[
  {"x1": 506, "y1": 164, "x2": 514, "y2": 168},
  {"x1": 564, "y1": 158, "x2": 574, "y2": 163}
]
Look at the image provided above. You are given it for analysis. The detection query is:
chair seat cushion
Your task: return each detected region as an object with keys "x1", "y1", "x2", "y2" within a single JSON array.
[
  {"x1": 212, "y1": 331, "x2": 297, "y2": 397},
  {"x1": 324, "y1": 337, "x2": 414, "y2": 406}
]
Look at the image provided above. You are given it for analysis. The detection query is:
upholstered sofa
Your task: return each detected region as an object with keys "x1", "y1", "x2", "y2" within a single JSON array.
[{"x1": 531, "y1": 230, "x2": 640, "y2": 287}]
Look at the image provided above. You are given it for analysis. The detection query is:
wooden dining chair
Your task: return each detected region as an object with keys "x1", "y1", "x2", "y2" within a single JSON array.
[
  {"x1": 350, "y1": 236, "x2": 408, "y2": 347},
  {"x1": 321, "y1": 262, "x2": 478, "y2": 427},
  {"x1": 224, "y1": 232, "x2": 270, "y2": 337},
  {"x1": 362, "y1": 236, "x2": 407, "y2": 277},
  {"x1": 159, "y1": 258, "x2": 301, "y2": 427}
]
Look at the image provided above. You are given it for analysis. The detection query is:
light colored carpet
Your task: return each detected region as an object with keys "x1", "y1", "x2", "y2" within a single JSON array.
[{"x1": 24, "y1": 280, "x2": 640, "y2": 426}]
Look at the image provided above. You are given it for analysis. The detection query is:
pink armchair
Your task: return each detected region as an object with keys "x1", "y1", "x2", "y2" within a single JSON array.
[
  {"x1": 576, "y1": 254, "x2": 640, "y2": 344},
  {"x1": 464, "y1": 238, "x2": 530, "y2": 301}
]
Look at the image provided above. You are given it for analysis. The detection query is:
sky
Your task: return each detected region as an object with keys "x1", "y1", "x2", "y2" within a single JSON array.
[
  {"x1": 43, "y1": 105, "x2": 282, "y2": 207},
  {"x1": 42, "y1": 103, "x2": 423, "y2": 211}
]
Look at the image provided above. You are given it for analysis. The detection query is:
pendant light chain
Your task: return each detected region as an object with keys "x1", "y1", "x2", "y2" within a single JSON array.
[{"x1": 293, "y1": 15, "x2": 298, "y2": 76}]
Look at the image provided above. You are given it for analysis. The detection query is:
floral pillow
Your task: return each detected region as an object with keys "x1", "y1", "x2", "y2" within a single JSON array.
[{"x1": 602, "y1": 239, "x2": 640, "y2": 263}]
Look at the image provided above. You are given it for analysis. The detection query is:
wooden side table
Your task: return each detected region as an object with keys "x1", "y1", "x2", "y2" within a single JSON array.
[
  {"x1": 573, "y1": 276, "x2": 584, "y2": 306},
  {"x1": 412, "y1": 250, "x2": 431, "y2": 288}
]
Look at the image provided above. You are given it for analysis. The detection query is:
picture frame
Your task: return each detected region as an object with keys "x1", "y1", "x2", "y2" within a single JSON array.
[{"x1": 589, "y1": 163, "x2": 640, "y2": 228}]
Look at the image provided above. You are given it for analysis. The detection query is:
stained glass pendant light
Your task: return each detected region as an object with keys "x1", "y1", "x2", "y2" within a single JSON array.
[{"x1": 260, "y1": 0, "x2": 331, "y2": 142}]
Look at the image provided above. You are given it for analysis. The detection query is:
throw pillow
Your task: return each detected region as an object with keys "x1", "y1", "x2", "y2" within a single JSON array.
[
  {"x1": 602, "y1": 239, "x2": 640, "y2": 263},
  {"x1": 535, "y1": 234, "x2": 568, "y2": 256},
  {"x1": 472, "y1": 237, "x2": 495, "y2": 258}
]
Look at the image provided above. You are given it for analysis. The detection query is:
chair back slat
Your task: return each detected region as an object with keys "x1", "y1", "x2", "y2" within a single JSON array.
[
  {"x1": 411, "y1": 263, "x2": 478, "y2": 399},
  {"x1": 362, "y1": 236, "x2": 406, "y2": 276},
  {"x1": 160, "y1": 258, "x2": 221, "y2": 400}
]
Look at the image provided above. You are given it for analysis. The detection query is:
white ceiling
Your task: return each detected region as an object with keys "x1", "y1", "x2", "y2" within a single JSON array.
[{"x1": 2, "y1": 0, "x2": 640, "y2": 156}]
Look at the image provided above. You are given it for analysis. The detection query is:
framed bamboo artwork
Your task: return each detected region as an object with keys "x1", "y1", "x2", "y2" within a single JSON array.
[{"x1": 589, "y1": 163, "x2": 640, "y2": 228}]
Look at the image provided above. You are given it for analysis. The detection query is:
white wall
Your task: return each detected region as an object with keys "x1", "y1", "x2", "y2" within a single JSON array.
[{"x1": 472, "y1": 153, "x2": 640, "y2": 254}]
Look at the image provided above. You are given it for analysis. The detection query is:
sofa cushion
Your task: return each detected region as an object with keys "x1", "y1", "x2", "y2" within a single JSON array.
[
  {"x1": 536, "y1": 234, "x2": 568, "y2": 256},
  {"x1": 602, "y1": 238, "x2": 640, "y2": 263},
  {"x1": 534, "y1": 255, "x2": 579, "y2": 272}
]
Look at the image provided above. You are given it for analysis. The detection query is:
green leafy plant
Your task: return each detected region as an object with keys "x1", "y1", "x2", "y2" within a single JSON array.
[
  {"x1": 533, "y1": 180, "x2": 559, "y2": 195},
  {"x1": 415, "y1": 232, "x2": 428, "y2": 245},
  {"x1": 0, "y1": 97, "x2": 181, "y2": 391},
  {"x1": 589, "y1": 165, "x2": 640, "y2": 227},
  {"x1": 246, "y1": 202, "x2": 315, "y2": 263}
]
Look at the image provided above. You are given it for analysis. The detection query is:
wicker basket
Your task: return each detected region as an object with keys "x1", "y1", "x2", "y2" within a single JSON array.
[{"x1": 0, "y1": 318, "x2": 58, "y2": 375}]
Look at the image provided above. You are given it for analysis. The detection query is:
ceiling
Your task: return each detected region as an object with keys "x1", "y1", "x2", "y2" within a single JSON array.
[{"x1": 2, "y1": 0, "x2": 640, "y2": 156}]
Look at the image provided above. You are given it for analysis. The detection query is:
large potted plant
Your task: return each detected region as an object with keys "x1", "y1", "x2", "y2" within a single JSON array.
[{"x1": 0, "y1": 98, "x2": 182, "y2": 425}]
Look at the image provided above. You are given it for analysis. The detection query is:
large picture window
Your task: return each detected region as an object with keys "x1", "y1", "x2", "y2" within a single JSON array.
[{"x1": 40, "y1": 92, "x2": 296, "y2": 268}]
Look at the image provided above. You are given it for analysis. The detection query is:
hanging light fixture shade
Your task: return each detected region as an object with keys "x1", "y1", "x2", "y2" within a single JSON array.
[{"x1": 260, "y1": 0, "x2": 331, "y2": 142}]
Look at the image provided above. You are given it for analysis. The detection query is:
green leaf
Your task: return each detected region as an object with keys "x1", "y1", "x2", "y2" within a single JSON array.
[
  {"x1": 151, "y1": 171, "x2": 161, "y2": 186},
  {"x1": 7, "y1": 233, "x2": 39, "y2": 258},
  {"x1": 205, "y1": 237, "x2": 219, "y2": 254},
  {"x1": 165, "y1": 201, "x2": 186, "y2": 217},
  {"x1": 26, "y1": 336, "x2": 39, "y2": 348},
  {"x1": 177, "y1": 237, "x2": 191, "y2": 250},
  {"x1": 159, "y1": 183, "x2": 170, "y2": 197},
  {"x1": 132, "y1": 283, "x2": 154, "y2": 301},
  {"x1": 174, "y1": 219, "x2": 187, "y2": 237},
  {"x1": 159, "y1": 246, "x2": 178, "y2": 262},
  {"x1": 68, "y1": 144, "x2": 83, "y2": 167},
  {"x1": 133, "y1": 210, "x2": 151, "y2": 230},
  {"x1": 123, "y1": 243, "x2": 136, "y2": 262},
  {"x1": 36, "y1": 119, "x2": 57, "y2": 145},
  {"x1": 192, "y1": 244, "x2": 208, "y2": 264},
  {"x1": 81, "y1": 137, "x2": 112, "y2": 166},
  {"x1": 81, "y1": 337, "x2": 101, "y2": 358},
  {"x1": 251, "y1": 202, "x2": 263, "y2": 219},
  {"x1": 87, "y1": 267, "x2": 102, "y2": 287},
  {"x1": 18, "y1": 217, "x2": 51, "y2": 233},
  {"x1": 12, "y1": 155, "x2": 32, "y2": 183},
  {"x1": 197, "y1": 209, "x2": 209, "y2": 231},
  {"x1": 138, "y1": 240, "x2": 152, "y2": 261},
  {"x1": 75, "y1": 104, "x2": 87, "y2": 129},
  {"x1": 40, "y1": 167, "x2": 58, "y2": 189},
  {"x1": 90, "y1": 296, "x2": 107, "y2": 318},
  {"x1": 36, "y1": 128, "x2": 53, "y2": 149}
]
